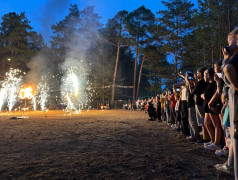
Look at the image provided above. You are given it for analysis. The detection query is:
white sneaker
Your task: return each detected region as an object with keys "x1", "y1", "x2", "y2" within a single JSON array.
[
  {"x1": 186, "y1": 136, "x2": 192, "y2": 140},
  {"x1": 215, "y1": 147, "x2": 229, "y2": 157},
  {"x1": 205, "y1": 143, "x2": 221, "y2": 150},
  {"x1": 204, "y1": 141, "x2": 212, "y2": 146},
  {"x1": 214, "y1": 162, "x2": 234, "y2": 175}
]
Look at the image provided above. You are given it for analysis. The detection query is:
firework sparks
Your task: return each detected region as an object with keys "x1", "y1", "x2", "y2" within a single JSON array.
[
  {"x1": 37, "y1": 76, "x2": 49, "y2": 111},
  {"x1": 0, "y1": 69, "x2": 23, "y2": 112},
  {"x1": 0, "y1": 88, "x2": 7, "y2": 111},
  {"x1": 32, "y1": 96, "x2": 36, "y2": 111},
  {"x1": 61, "y1": 62, "x2": 92, "y2": 112}
]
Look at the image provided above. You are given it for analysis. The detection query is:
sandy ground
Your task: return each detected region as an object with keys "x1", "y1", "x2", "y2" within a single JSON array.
[{"x1": 0, "y1": 110, "x2": 234, "y2": 180}]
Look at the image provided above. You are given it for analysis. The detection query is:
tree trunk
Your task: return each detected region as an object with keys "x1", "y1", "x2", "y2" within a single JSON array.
[
  {"x1": 111, "y1": 39, "x2": 121, "y2": 107},
  {"x1": 136, "y1": 54, "x2": 146, "y2": 100},
  {"x1": 133, "y1": 44, "x2": 139, "y2": 103},
  {"x1": 102, "y1": 55, "x2": 105, "y2": 106}
]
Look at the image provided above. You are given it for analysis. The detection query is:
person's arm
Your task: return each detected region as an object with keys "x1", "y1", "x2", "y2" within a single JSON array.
[
  {"x1": 187, "y1": 80, "x2": 196, "y2": 94},
  {"x1": 214, "y1": 74, "x2": 222, "y2": 95},
  {"x1": 208, "y1": 90, "x2": 219, "y2": 111},
  {"x1": 173, "y1": 80, "x2": 185, "y2": 89},
  {"x1": 224, "y1": 64, "x2": 238, "y2": 91}
]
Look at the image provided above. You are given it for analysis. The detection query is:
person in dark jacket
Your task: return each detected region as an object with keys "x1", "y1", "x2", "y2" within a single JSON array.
[
  {"x1": 148, "y1": 101, "x2": 157, "y2": 121},
  {"x1": 156, "y1": 96, "x2": 161, "y2": 122}
]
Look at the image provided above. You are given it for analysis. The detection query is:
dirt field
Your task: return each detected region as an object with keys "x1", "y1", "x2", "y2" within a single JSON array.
[{"x1": 0, "y1": 110, "x2": 234, "y2": 179}]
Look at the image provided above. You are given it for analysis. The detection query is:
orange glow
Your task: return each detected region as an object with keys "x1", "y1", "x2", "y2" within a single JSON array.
[{"x1": 19, "y1": 87, "x2": 34, "y2": 99}]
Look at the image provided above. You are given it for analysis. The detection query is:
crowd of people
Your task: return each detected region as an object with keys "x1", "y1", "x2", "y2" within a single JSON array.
[{"x1": 134, "y1": 28, "x2": 238, "y2": 178}]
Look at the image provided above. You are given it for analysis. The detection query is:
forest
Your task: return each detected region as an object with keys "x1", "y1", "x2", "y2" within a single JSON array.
[{"x1": 0, "y1": 0, "x2": 238, "y2": 105}]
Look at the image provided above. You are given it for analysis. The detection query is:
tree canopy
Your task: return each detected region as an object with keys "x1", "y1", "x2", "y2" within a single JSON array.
[{"x1": 1, "y1": 1, "x2": 238, "y2": 103}]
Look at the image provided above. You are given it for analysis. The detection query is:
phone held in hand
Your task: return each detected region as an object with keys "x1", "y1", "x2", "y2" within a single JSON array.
[{"x1": 216, "y1": 73, "x2": 222, "y2": 78}]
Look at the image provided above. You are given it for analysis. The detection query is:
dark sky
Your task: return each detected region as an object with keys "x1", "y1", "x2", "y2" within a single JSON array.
[{"x1": 0, "y1": 0, "x2": 198, "y2": 42}]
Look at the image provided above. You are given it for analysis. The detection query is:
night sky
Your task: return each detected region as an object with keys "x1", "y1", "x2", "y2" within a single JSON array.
[{"x1": 0, "y1": 0, "x2": 198, "y2": 42}]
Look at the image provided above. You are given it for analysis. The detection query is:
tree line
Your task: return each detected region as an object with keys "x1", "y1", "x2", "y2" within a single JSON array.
[{"x1": 0, "y1": 0, "x2": 238, "y2": 105}]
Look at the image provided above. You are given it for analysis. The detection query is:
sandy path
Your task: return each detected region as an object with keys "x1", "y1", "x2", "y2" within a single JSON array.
[{"x1": 0, "y1": 110, "x2": 233, "y2": 179}]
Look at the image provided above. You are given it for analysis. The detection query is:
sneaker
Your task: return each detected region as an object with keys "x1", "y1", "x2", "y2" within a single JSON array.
[
  {"x1": 205, "y1": 143, "x2": 221, "y2": 150},
  {"x1": 204, "y1": 141, "x2": 212, "y2": 146},
  {"x1": 195, "y1": 139, "x2": 210, "y2": 144},
  {"x1": 186, "y1": 136, "x2": 197, "y2": 142},
  {"x1": 215, "y1": 147, "x2": 229, "y2": 157},
  {"x1": 214, "y1": 162, "x2": 234, "y2": 175}
]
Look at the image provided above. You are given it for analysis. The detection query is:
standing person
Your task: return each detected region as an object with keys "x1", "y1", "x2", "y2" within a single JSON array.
[
  {"x1": 169, "y1": 88, "x2": 177, "y2": 125},
  {"x1": 203, "y1": 67, "x2": 223, "y2": 150},
  {"x1": 188, "y1": 67, "x2": 209, "y2": 143},
  {"x1": 205, "y1": 60, "x2": 224, "y2": 150},
  {"x1": 156, "y1": 96, "x2": 161, "y2": 122},
  {"x1": 222, "y1": 28, "x2": 238, "y2": 179},
  {"x1": 175, "y1": 93, "x2": 181, "y2": 131},
  {"x1": 165, "y1": 89, "x2": 171, "y2": 123},
  {"x1": 201, "y1": 68, "x2": 219, "y2": 150},
  {"x1": 174, "y1": 79, "x2": 190, "y2": 136},
  {"x1": 160, "y1": 93, "x2": 166, "y2": 121},
  {"x1": 185, "y1": 73, "x2": 199, "y2": 141}
]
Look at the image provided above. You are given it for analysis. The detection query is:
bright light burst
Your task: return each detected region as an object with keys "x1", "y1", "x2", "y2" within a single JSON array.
[
  {"x1": 19, "y1": 87, "x2": 33, "y2": 99},
  {"x1": 37, "y1": 76, "x2": 49, "y2": 111},
  {"x1": 61, "y1": 60, "x2": 93, "y2": 111},
  {"x1": 32, "y1": 96, "x2": 36, "y2": 111},
  {"x1": 0, "y1": 88, "x2": 7, "y2": 111},
  {"x1": 0, "y1": 68, "x2": 23, "y2": 112}
]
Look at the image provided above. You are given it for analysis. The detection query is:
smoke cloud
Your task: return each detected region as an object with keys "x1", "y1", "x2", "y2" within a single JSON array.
[{"x1": 38, "y1": 0, "x2": 70, "y2": 42}]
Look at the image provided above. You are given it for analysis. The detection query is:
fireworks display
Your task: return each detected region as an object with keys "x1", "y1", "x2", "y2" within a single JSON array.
[
  {"x1": 60, "y1": 59, "x2": 93, "y2": 113},
  {"x1": 19, "y1": 87, "x2": 34, "y2": 99},
  {"x1": 0, "y1": 60, "x2": 94, "y2": 113},
  {"x1": 0, "y1": 68, "x2": 23, "y2": 112}
]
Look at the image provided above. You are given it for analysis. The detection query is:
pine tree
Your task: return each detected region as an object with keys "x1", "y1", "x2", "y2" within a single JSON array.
[
  {"x1": 125, "y1": 5, "x2": 156, "y2": 102},
  {"x1": 157, "y1": 0, "x2": 195, "y2": 82},
  {"x1": 0, "y1": 12, "x2": 39, "y2": 73}
]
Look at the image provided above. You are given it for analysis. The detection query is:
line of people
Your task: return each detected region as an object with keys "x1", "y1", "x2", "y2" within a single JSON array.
[{"x1": 146, "y1": 28, "x2": 238, "y2": 178}]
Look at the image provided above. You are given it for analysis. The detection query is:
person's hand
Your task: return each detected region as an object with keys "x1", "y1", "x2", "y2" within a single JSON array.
[
  {"x1": 214, "y1": 74, "x2": 220, "y2": 82},
  {"x1": 201, "y1": 94, "x2": 205, "y2": 100},
  {"x1": 185, "y1": 74, "x2": 190, "y2": 84},
  {"x1": 208, "y1": 101, "x2": 215, "y2": 112}
]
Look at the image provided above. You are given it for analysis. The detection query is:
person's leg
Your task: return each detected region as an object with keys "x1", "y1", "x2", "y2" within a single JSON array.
[
  {"x1": 210, "y1": 113, "x2": 223, "y2": 146},
  {"x1": 188, "y1": 107, "x2": 199, "y2": 139},
  {"x1": 195, "y1": 104, "x2": 205, "y2": 126},
  {"x1": 181, "y1": 101, "x2": 190, "y2": 136},
  {"x1": 161, "y1": 109, "x2": 165, "y2": 121},
  {"x1": 204, "y1": 113, "x2": 215, "y2": 142},
  {"x1": 166, "y1": 108, "x2": 170, "y2": 123},
  {"x1": 233, "y1": 90, "x2": 238, "y2": 179},
  {"x1": 233, "y1": 138, "x2": 238, "y2": 179},
  {"x1": 188, "y1": 107, "x2": 195, "y2": 138},
  {"x1": 157, "y1": 108, "x2": 161, "y2": 121},
  {"x1": 172, "y1": 108, "x2": 176, "y2": 124}
]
